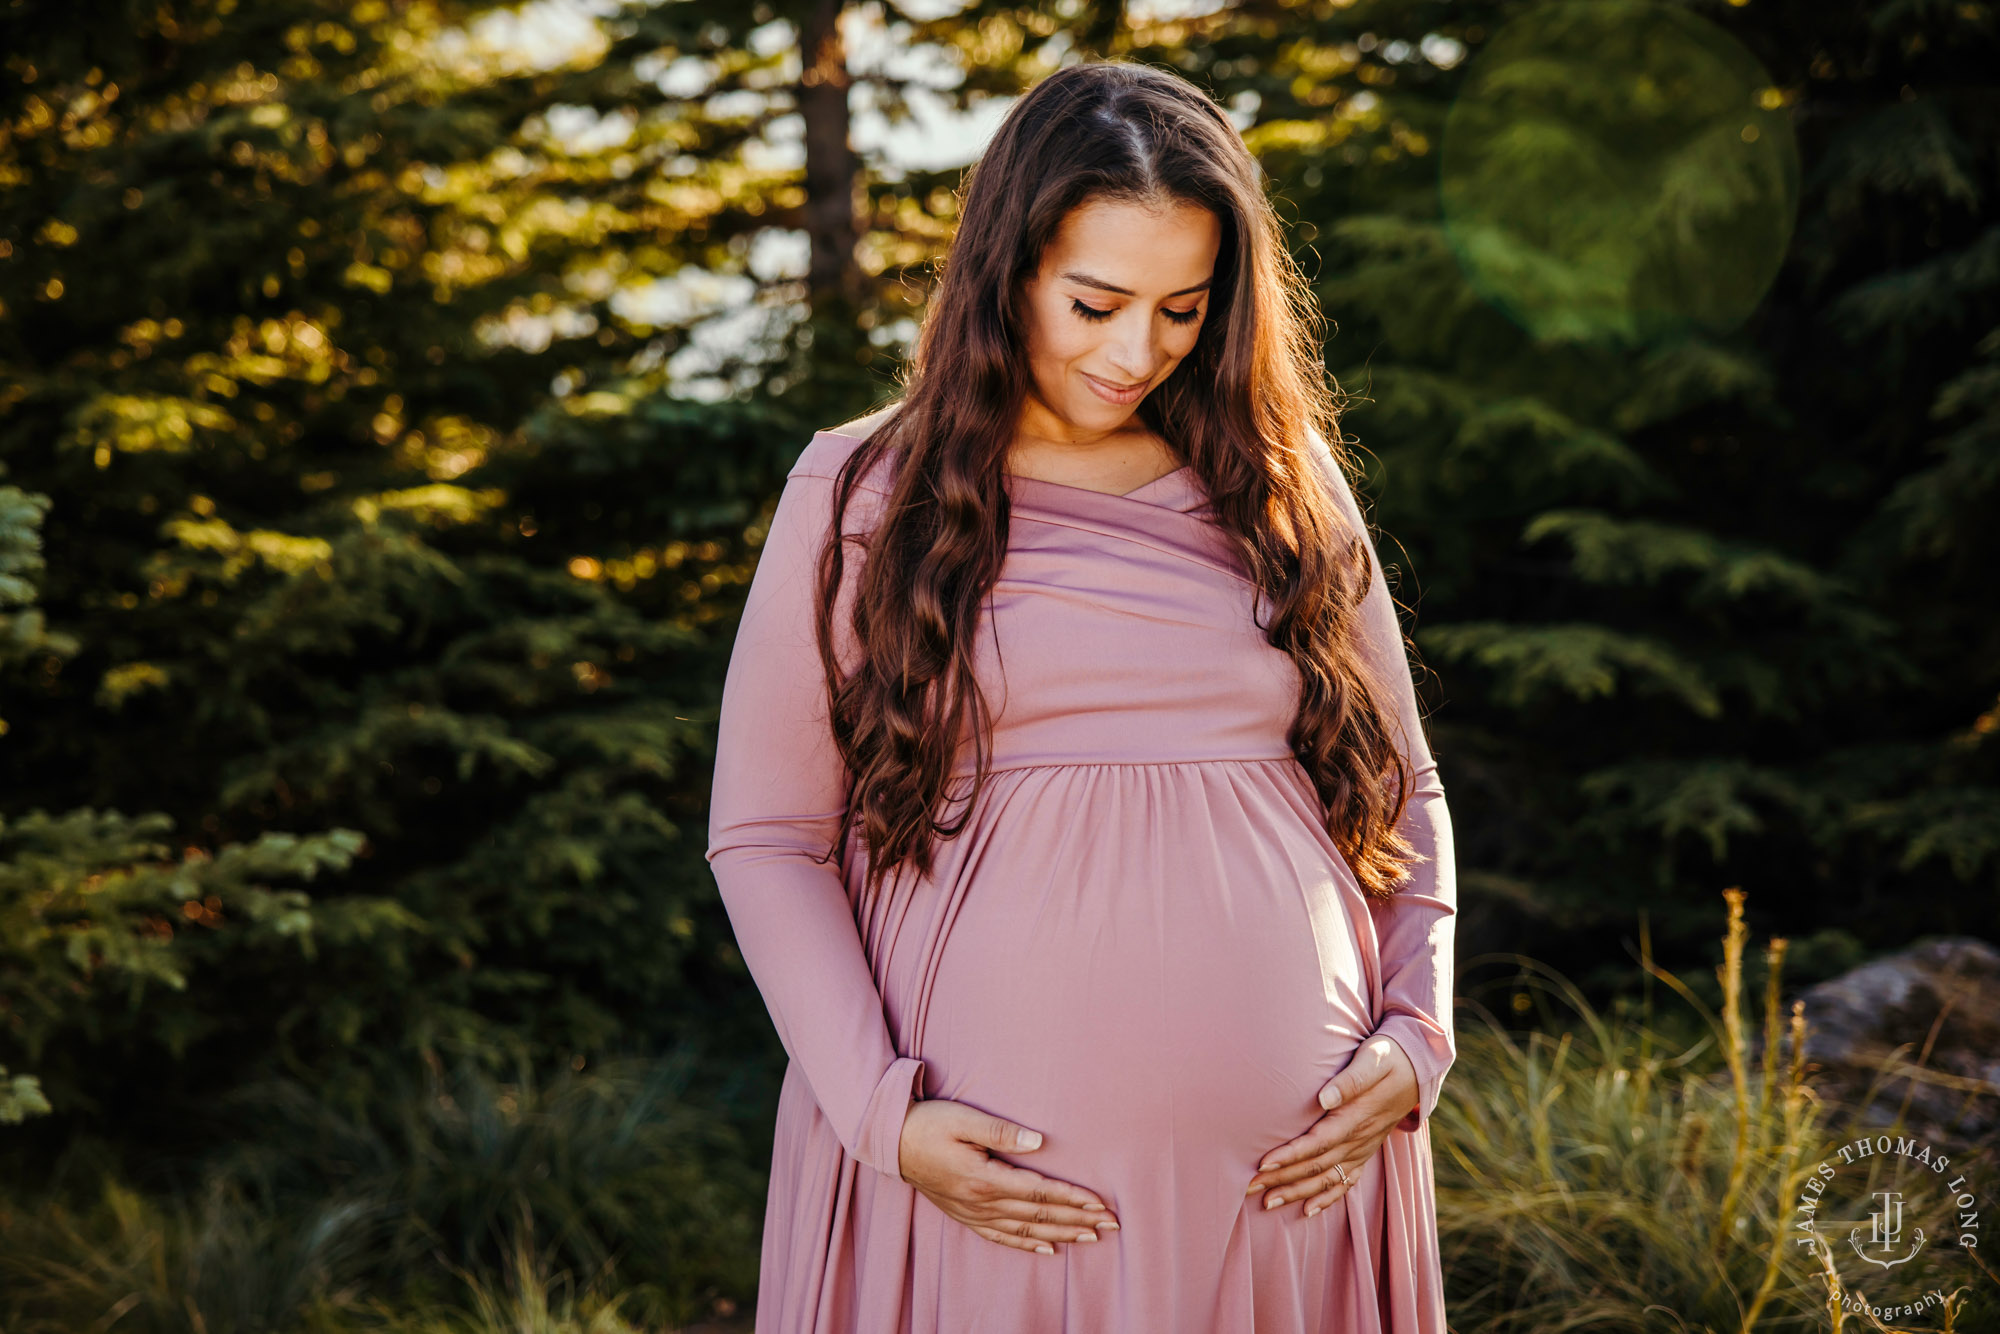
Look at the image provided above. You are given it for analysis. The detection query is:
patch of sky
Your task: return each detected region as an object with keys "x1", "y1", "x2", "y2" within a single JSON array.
[
  {"x1": 743, "y1": 114, "x2": 806, "y2": 173},
  {"x1": 845, "y1": 2, "x2": 1012, "y2": 177},
  {"x1": 704, "y1": 88, "x2": 770, "y2": 122},
  {"x1": 747, "y1": 18, "x2": 798, "y2": 58},
  {"x1": 1126, "y1": 0, "x2": 1230, "y2": 20},
  {"x1": 541, "y1": 104, "x2": 636, "y2": 154},
  {"x1": 477, "y1": 303, "x2": 600, "y2": 354},
  {"x1": 1227, "y1": 89, "x2": 1261, "y2": 132},
  {"x1": 748, "y1": 230, "x2": 811, "y2": 282},
  {"x1": 612, "y1": 270, "x2": 758, "y2": 330},
  {"x1": 640, "y1": 53, "x2": 720, "y2": 99},
  {"x1": 431, "y1": 0, "x2": 616, "y2": 77},
  {"x1": 667, "y1": 301, "x2": 805, "y2": 402}
]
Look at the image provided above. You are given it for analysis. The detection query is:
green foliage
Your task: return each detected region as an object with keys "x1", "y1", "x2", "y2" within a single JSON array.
[
  {"x1": 1436, "y1": 1, "x2": 1801, "y2": 345},
  {"x1": 6, "y1": 474, "x2": 413, "y2": 1122},
  {"x1": 0, "y1": 0, "x2": 852, "y2": 1319},
  {"x1": 0, "y1": 0, "x2": 821, "y2": 1157},
  {"x1": 0, "y1": 1062, "x2": 51, "y2": 1124},
  {"x1": 0, "y1": 1051, "x2": 762, "y2": 1332},
  {"x1": 0, "y1": 803, "x2": 401, "y2": 1110},
  {"x1": 0, "y1": 484, "x2": 74, "y2": 678}
]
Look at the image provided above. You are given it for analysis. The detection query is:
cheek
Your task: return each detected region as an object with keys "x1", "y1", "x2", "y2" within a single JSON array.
[
  {"x1": 1031, "y1": 316, "x2": 1096, "y2": 375},
  {"x1": 1168, "y1": 320, "x2": 1205, "y2": 358},
  {"x1": 1045, "y1": 315, "x2": 1097, "y2": 361}
]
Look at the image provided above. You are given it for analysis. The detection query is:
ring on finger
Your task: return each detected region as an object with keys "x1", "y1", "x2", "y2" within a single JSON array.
[{"x1": 1303, "y1": 1162, "x2": 1351, "y2": 1219}]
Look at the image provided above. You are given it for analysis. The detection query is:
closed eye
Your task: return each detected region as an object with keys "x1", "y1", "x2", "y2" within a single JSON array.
[{"x1": 1070, "y1": 298, "x2": 1202, "y2": 326}]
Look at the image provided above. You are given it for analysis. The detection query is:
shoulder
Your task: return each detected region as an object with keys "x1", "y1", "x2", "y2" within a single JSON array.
[
  {"x1": 1300, "y1": 422, "x2": 1343, "y2": 489},
  {"x1": 788, "y1": 401, "x2": 906, "y2": 494},
  {"x1": 1302, "y1": 422, "x2": 1367, "y2": 528},
  {"x1": 832, "y1": 400, "x2": 904, "y2": 440}
]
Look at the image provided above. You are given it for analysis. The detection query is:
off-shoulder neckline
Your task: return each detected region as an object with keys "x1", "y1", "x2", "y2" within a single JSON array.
[
  {"x1": 1006, "y1": 464, "x2": 1192, "y2": 501},
  {"x1": 812, "y1": 428, "x2": 1195, "y2": 505}
]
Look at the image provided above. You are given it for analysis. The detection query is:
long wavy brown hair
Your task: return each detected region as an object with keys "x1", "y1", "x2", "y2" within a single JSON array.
[{"x1": 813, "y1": 59, "x2": 1422, "y2": 901}]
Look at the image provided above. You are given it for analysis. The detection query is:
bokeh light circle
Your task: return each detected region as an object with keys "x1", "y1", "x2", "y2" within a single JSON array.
[{"x1": 1438, "y1": 1, "x2": 1801, "y2": 347}]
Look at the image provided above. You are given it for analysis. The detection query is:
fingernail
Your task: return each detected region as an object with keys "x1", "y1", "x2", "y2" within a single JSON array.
[
  {"x1": 1096, "y1": 1220, "x2": 1119, "y2": 1231},
  {"x1": 1076, "y1": 1231, "x2": 1098, "y2": 1243},
  {"x1": 1021, "y1": 1130, "x2": 1043, "y2": 1149},
  {"x1": 1305, "y1": 1204, "x2": 1320, "y2": 1218},
  {"x1": 1035, "y1": 1244, "x2": 1054, "y2": 1255},
  {"x1": 1245, "y1": 1181, "x2": 1261, "y2": 1195},
  {"x1": 1264, "y1": 1194, "x2": 1283, "y2": 1210},
  {"x1": 1259, "y1": 1160, "x2": 1276, "y2": 1172}
]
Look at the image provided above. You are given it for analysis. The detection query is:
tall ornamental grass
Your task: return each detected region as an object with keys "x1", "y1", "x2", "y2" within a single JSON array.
[{"x1": 1432, "y1": 887, "x2": 1997, "y2": 1333}]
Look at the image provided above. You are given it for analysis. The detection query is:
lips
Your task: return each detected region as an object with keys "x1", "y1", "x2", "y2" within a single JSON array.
[{"x1": 1083, "y1": 372, "x2": 1148, "y2": 403}]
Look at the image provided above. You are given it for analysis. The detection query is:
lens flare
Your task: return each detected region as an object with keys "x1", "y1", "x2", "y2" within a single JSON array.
[{"x1": 1438, "y1": 1, "x2": 1800, "y2": 347}]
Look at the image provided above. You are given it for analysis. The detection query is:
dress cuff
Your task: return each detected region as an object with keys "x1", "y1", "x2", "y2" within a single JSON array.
[
  {"x1": 1372, "y1": 1014, "x2": 1454, "y2": 1131},
  {"x1": 854, "y1": 1055, "x2": 928, "y2": 1179}
]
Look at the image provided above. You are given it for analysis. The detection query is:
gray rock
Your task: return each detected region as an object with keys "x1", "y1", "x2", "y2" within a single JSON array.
[{"x1": 1761, "y1": 936, "x2": 2000, "y2": 1142}]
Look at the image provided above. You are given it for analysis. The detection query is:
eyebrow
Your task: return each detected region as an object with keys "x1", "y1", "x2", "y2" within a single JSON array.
[{"x1": 1060, "y1": 270, "x2": 1212, "y2": 298}]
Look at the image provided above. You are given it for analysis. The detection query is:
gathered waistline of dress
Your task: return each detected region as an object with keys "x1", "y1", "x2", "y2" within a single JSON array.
[{"x1": 946, "y1": 754, "x2": 1303, "y2": 781}]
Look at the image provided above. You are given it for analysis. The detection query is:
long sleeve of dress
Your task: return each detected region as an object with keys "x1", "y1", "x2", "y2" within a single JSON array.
[
  {"x1": 1312, "y1": 437, "x2": 1459, "y2": 1132},
  {"x1": 706, "y1": 458, "x2": 926, "y2": 1180}
]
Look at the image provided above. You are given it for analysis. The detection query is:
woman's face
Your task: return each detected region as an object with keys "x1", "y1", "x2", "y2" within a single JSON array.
[{"x1": 1016, "y1": 195, "x2": 1221, "y2": 443}]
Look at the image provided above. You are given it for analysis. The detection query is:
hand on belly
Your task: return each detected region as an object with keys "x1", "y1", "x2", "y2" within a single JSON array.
[
  {"x1": 898, "y1": 1097, "x2": 1123, "y2": 1257},
  {"x1": 1242, "y1": 1034, "x2": 1420, "y2": 1219}
]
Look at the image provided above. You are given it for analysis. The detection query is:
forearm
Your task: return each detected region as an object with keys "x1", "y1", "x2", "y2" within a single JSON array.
[
  {"x1": 706, "y1": 449, "x2": 923, "y2": 1180},
  {"x1": 711, "y1": 843, "x2": 925, "y2": 1175},
  {"x1": 1370, "y1": 771, "x2": 1457, "y2": 1130},
  {"x1": 1309, "y1": 427, "x2": 1459, "y2": 1131}
]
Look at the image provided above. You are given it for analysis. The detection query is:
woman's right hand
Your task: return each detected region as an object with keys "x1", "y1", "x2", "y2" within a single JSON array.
[{"x1": 896, "y1": 1098, "x2": 1121, "y2": 1255}]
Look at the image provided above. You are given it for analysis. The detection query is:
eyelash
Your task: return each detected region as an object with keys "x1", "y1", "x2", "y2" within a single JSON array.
[{"x1": 1070, "y1": 298, "x2": 1203, "y2": 326}]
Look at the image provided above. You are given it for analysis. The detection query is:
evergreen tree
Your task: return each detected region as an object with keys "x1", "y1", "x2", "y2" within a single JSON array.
[{"x1": 0, "y1": 0, "x2": 846, "y2": 1162}]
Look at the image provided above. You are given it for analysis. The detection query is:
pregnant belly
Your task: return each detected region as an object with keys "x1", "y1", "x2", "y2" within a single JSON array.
[{"x1": 910, "y1": 763, "x2": 1380, "y2": 1185}]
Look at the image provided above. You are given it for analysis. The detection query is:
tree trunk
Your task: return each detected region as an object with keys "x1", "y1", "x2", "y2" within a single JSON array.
[{"x1": 799, "y1": 0, "x2": 862, "y2": 311}]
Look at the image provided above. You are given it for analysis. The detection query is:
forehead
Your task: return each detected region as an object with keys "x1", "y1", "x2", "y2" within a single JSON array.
[{"x1": 1042, "y1": 196, "x2": 1219, "y2": 293}]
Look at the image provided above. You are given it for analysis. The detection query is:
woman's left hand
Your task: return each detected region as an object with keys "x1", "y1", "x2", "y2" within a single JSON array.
[{"x1": 1245, "y1": 1033, "x2": 1418, "y2": 1218}]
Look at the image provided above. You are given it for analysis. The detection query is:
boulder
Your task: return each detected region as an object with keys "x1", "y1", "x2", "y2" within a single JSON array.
[{"x1": 1762, "y1": 936, "x2": 2000, "y2": 1144}]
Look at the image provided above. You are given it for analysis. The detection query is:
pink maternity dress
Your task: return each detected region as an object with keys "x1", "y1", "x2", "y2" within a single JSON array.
[{"x1": 707, "y1": 424, "x2": 1457, "y2": 1334}]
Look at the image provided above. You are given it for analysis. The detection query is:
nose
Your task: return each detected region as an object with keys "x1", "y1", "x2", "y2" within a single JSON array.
[{"x1": 1106, "y1": 320, "x2": 1160, "y2": 381}]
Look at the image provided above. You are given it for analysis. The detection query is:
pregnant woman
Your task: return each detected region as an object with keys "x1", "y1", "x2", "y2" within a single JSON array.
[{"x1": 708, "y1": 59, "x2": 1456, "y2": 1333}]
